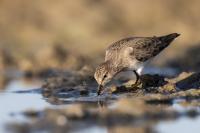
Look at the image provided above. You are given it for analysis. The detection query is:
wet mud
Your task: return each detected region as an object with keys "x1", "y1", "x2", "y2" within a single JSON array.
[{"x1": 6, "y1": 70, "x2": 200, "y2": 133}]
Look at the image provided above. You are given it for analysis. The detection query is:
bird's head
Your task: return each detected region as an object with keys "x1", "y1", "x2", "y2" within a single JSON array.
[
  {"x1": 94, "y1": 61, "x2": 114, "y2": 86},
  {"x1": 94, "y1": 61, "x2": 119, "y2": 95}
]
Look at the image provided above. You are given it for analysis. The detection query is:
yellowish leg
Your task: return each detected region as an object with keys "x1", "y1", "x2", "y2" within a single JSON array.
[{"x1": 132, "y1": 70, "x2": 141, "y2": 87}]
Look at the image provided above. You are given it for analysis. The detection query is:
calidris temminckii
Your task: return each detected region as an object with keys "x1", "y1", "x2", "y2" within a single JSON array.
[{"x1": 94, "y1": 33, "x2": 180, "y2": 95}]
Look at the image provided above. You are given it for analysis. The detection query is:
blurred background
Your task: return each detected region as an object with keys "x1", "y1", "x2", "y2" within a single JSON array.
[
  {"x1": 1, "y1": 0, "x2": 200, "y2": 72},
  {"x1": 1, "y1": 1, "x2": 200, "y2": 133}
]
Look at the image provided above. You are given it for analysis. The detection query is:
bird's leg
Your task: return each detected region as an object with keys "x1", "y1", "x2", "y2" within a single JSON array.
[{"x1": 133, "y1": 70, "x2": 141, "y2": 86}]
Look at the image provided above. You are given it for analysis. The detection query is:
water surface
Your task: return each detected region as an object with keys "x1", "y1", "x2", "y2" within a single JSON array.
[{"x1": 1, "y1": 78, "x2": 200, "y2": 133}]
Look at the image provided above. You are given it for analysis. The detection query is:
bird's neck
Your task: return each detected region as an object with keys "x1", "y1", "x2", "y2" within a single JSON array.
[{"x1": 107, "y1": 60, "x2": 124, "y2": 75}]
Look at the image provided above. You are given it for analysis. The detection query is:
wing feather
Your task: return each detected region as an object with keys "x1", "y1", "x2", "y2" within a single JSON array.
[
  {"x1": 105, "y1": 37, "x2": 135, "y2": 61},
  {"x1": 105, "y1": 36, "x2": 164, "y2": 62},
  {"x1": 132, "y1": 37, "x2": 163, "y2": 62}
]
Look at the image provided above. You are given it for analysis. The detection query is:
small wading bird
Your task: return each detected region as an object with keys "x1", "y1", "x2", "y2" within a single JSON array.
[{"x1": 94, "y1": 33, "x2": 180, "y2": 95}]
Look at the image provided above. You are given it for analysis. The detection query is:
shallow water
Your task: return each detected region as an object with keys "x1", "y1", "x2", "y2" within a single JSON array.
[
  {"x1": 156, "y1": 116, "x2": 200, "y2": 133},
  {"x1": 155, "y1": 101, "x2": 200, "y2": 133},
  {"x1": 0, "y1": 80, "x2": 52, "y2": 133},
  {"x1": 0, "y1": 78, "x2": 200, "y2": 133}
]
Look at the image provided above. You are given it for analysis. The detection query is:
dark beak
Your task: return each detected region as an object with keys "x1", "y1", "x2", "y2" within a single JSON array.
[{"x1": 97, "y1": 84, "x2": 104, "y2": 95}]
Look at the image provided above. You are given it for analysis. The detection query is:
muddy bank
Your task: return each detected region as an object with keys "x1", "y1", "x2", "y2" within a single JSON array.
[
  {"x1": 42, "y1": 71, "x2": 200, "y2": 102},
  {"x1": 6, "y1": 71, "x2": 200, "y2": 133},
  {"x1": 0, "y1": 45, "x2": 96, "y2": 89},
  {"x1": 0, "y1": 45, "x2": 97, "y2": 79}
]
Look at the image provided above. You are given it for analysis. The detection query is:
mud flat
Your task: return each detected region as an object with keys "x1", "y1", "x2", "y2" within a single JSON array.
[{"x1": 5, "y1": 70, "x2": 200, "y2": 133}]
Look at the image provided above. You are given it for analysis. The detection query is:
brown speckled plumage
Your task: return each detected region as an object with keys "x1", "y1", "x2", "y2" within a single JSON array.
[
  {"x1": 95, "y1": 33, "x2": 180, "y2": 95},
  {"x1": 106, "y1": 33, "x2": 179, "y2": 62}
]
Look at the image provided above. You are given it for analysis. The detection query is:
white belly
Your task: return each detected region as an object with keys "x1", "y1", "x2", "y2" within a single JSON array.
[{"x1": 128, "y1": 60, "x2": 147, "y2": 75}]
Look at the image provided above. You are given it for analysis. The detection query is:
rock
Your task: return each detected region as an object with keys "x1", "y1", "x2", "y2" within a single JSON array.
[{"x1": 176, "y1": 72, "x2": 200, "y2": 90}]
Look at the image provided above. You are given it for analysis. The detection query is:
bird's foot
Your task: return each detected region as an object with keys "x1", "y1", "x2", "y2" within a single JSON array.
[{"x1": 131, "y1": 79, "x2": 142, "y2": 88}]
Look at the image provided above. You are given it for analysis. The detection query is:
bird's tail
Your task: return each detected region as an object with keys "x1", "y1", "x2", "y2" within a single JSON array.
[{"x1": 158, "y1": 33, "x2": 180, "y2": 44}]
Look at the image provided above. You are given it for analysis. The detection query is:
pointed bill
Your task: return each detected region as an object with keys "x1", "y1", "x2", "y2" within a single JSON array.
[{"x1": 97, "y1": 84, "x2": 103, "y2": 95}]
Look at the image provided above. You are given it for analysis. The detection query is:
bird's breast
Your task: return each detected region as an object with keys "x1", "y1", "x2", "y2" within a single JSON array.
[{"x1": 125, "y1": 59, "x2": 146, "y2": 74}]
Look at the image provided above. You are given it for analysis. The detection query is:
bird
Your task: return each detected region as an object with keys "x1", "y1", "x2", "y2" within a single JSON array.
[{"x1": 94, "y1": 33, "x2": 180, "y2": 95}]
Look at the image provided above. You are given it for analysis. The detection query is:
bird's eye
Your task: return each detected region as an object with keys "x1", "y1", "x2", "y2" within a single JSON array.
[{"x1": 103, "y1": 74, "x2": 107, "y2": 79}]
